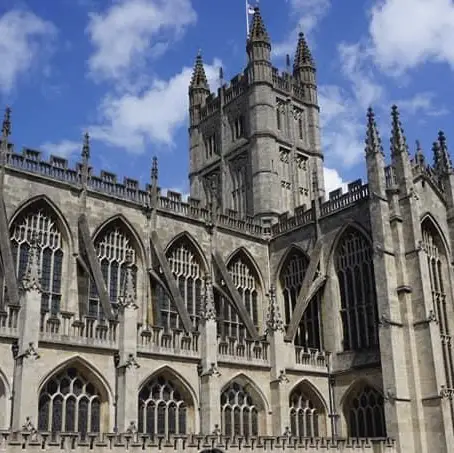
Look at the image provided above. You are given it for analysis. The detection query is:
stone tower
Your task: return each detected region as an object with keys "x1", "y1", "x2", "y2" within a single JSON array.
[{"x1": 188, "y1": 7, "x2": 324, "y2": 224}]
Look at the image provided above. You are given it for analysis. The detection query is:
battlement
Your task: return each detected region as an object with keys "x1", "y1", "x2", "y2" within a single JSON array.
[
  {"x1": 0, "y1": 431, "x2": 397, "y2": 452},
  {"x1": 272, "y1": 180, "x2": 369, "y2": 236}
]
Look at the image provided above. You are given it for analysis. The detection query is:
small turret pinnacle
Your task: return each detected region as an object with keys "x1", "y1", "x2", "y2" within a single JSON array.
[
  {"x1": 82, "y1": 132, "x2": 90, "y2": 161},
  {"x1": 415, "y1": 139, "x2": 425, "y2": 167},
  {"x1": 248, "y1": 7, "x2": 270, "y2": 43},
  {"x1": 293, "y1": 32, "x2": 315, "y2": 74},
  {"x1": 119, "y1": 251, "x2": 137, "y2": 308},
  {"x1": 265, "y1": 285, "x2": 284, "y2": 334},
  {"x1": 365, "y1": 107, "x2": 384, "y2": 155},
  {"x1": 435, "y1": 130, "x2": 452, "y2": 174},
  {"x1": 22, "y1": 232, "x2": 42, "y2": 292},
  {"x1": 390, "y1": 105, "x2": 409, "y2": 156},
  {"x1": 190, "y1": 51, "x2": 209, "y2": 91},
  {"x1": 1, "y1": 106, "x2": 11, "y2": 140},
  {"x1": 151, "y1": 156, "x2": 158, "y2": 187}
]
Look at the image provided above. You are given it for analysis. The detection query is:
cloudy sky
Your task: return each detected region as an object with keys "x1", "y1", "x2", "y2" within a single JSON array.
[{"x1": 0, "y1": 0, "x2": 453, "y2": 197}]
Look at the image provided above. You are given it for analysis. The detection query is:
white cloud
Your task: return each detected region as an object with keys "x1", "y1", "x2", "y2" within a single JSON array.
[
  {"x1": 393, "y1": 92, "x2": 449, "y2": 117},
  {"x1": 0, "y1": 10, "x2": 56, "y2": 94},
  {"x1": 324, "y1": 167, "x2": 348, "y2": 194},
  {"x1": 273, "y1": 0, "x2": 331, "y2": 58},
  {"x1": 369, "y1": 0, "x2": 454, "y2": 73},
  {"x1": 86, "y1": 0, "x2": 197, "y2": 81},
  {"x1": 41, "y1": 140, "x2": 81, "y2": 158},
  {"x1": 89, "y1": 59, "x2": 222, "y2": 152}
]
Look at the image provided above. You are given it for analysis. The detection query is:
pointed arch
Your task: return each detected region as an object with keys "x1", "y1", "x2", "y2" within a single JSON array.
[
  {"x1": 92, "y1": 214, "x2": 146, "y2": 263},
  {"x1": 37, "y1": 355, "x2": 111, "y2": 434},
  {"x1": 289, "y1": 379, "x2": 327, "y2": 437},
  {"x1": 138, "y1": 365, "x2": 198, "y2": 436},
  {"x1": 274, "y1": 244, "x2": 310, "y2": 283},
  {"x1": 8, "y1": 194, "x2": 70, "y2": 313},
  {"x1": 341, "y1": 378, "x2": 386, "y2": 438},
  {"x1": 332, "y1": 223, "x2": 378, "y2": 352},
  {"x1": 226, "y1": 247, "x2": 266, "y2": 291},
  {"x1": 0, "y1": 368, "x2": 9, "y2": 429},
  {"x1": 8, "y1": 194, "x2": 74, "y2": 250},
  {"x1": 220, "y1": 373, "x2": 268, "y2": 437},
  {"x1": 421, "y1": 213, "x2": 450, "y2": 256},
  {"x1": 164, "y1": 231, "x2": 209, "y2": 272}
]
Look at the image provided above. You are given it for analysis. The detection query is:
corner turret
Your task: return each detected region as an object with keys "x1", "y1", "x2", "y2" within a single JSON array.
[
  {"x1": 365, "y1": 107, "x2": 386, "y2": 196},
  {"x1": 189, "y1": 51, "x2": 210, "y2": 127},
  {"x1": 293, "y1": 33, "x2": 317, "y2": 105}
]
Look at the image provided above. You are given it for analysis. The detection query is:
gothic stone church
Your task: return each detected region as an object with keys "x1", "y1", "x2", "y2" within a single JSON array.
[{"x1": 0, "y1": 7, "x2": 452, "y2": 453}]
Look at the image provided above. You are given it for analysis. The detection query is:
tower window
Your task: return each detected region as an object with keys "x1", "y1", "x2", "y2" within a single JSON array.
[
  {"x1": 234, "y1": 115, "x2": 245, "y2": 139},
  {"x1": 205, "y1": 134, "x2": 217, "y2": 158}
]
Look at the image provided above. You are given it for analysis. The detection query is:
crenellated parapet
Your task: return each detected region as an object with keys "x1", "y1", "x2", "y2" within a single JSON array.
[{"x1": 0, "y1": 431, "x2": 397, "y2": 452}]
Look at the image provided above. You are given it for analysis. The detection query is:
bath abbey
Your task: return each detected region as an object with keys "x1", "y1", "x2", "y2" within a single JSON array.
[{"x1": 0, "y1": 6, "x2": 453, "y2": 453}]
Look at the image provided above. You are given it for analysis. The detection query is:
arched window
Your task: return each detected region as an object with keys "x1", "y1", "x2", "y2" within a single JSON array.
[
  {"x1": 280, "y1": 249, "x2": 322, "y2": 349},
  {"x1": 10, "y1": 203, "x2": 64, "y2": 314},
  {"x1": 345, "y1": 384, "x2": 385, "y2": 438},
  {"x1": 138, "y1": 375, "x2": 189, "y2": 435},
  {"x1": 0, "y1": 373, "x2": 6, "y2": 429},
  {"x1": 89, "y1": 222, "x2": 137, "y2": 319},
  {"x1": 216, "y1": 252, "x2": 261, "y2": 339},
  {"x1": 289, "y1": 383, "x2": 325, "y2": 437},
  {"x1": 422, "y1": 219, "x2": 454, "y2": 389},
  {"x1": 157, "y1": 237, "x2": 204, "y2": 330},
  {"x1": 335, "y1": 228, "x2": 378, "y2": 351},
  {"x1": 221, "y1": 382, "x2": 259, "y2": 437},
  {"x1": 38, "y1": 367, "x2": 102, "y2": 434}
]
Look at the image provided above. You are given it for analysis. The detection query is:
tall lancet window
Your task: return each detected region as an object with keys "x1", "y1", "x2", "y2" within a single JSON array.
[
  {"x1": 215, "y1": 252, "x2": 261, "y2": 339},
  {"x1": 221, "y1": 382, "x2": 259, "y2": 437},
  {"x1": 10, "y1": 203, "x2": 64, "y2": 314},
  {"x1": 335, "y1": 228, "x2": 378, "y2": 351},
  {"x1": 157, "y1": 236, "x2": 204, "y2": 330},
  {"x1": 38, "y1": 366, "x2": 103, "y2": 435},
  {"x1": 89, "y1": 221, "x2": 137, "y2": 319},
  {"x1": 230, "y1": 155, "x2": 249, "y2": 217},
  {"x1": 138, "y1": 375, "x2": 189, "y2": 435},
  {"x1": 280, "y1": 249, "x2": 322, "y2": 350},
  {"x1": 422, "y1": 219, "x2": 454, "y2": 390}
]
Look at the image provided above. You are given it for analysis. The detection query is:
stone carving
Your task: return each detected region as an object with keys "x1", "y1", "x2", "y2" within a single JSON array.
[
  {"x1": 126, "y1": 421, "x2": 138, "y2": 434},
  {"x1": 202, "y1": 274, "x2": 216, "y2": 321},
  {"x1": 23, "y1": 342, "x2": 40, "y2": 360},
  {"x1": 118, "y1": 252, "x2": 138, "y2": 310},
  {"x1": 384, "y1": 389, "x2": 396, "y2": 405},
  {"x1": 125, "y1": 354, "x2": 140, "y2": 369},
  {"x1": 265, "y1": 285, "x2": 284, "y2": 334},
  {"x1": 22, "y1": 417, "x2": 37, "y2": 433},
  {"x1": 21, "y1": 232, "x2": 42, "y2": 293}
]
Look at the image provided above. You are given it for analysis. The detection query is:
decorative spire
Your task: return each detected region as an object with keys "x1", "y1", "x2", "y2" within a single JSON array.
[
  {"x1": 415, "y1": 140, "x2": 425, "y2": 167},
  {"x1": 248, "y1": 7, "x2": 270, "y2": 43},
  {"x1": 81, "y1": 132, "x2": 90, "y2": 161},
  {"x1": 119, "y1": 251, "x2": 137, "y2": 309},
  {"x1": 390, "y1": 105, "x2": 409, "y2": 156},
  {"x1": 21, "y1": 232, "x2": 42, "y2": 292},
  {"x1": 265, "y1": 285, "x2": 284, "y2": 334},
  {"x1": 151, "y1": 156, "x2": 158, "y2": 187},
  {"x1": 438, "y1": 130, "x2": 452, "y2": 173},
  {"x1": 190, "y1": 50, "x2": 209, "y2": 91},
  {"x1": 1, "y1": 106, "x2": 11, "y2": 141},
  {"x1": 293, "y1": 32, "x2": 315, "y2": 74},
  {"x1": 365, "y1": 107, "x2": 384, "y2": 155},
  {"x1": 202, "y1": 274, "x2": 216, "y2": 321}
]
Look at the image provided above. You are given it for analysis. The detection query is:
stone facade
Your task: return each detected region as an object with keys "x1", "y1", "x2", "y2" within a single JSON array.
[{"x1": 0, "y1": 7, "x2": 451, "y2": 453}]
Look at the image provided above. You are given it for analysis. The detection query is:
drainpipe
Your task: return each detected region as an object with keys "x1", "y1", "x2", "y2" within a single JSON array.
[
  {"x1": 326, "y1": 352, "x2": 337, "y2": 439},
  {"x1": 9, "y1": 339, "x2": 18, "y2": 430},
  {"x1": 113, "y1": 352, "x2": 120, "y2": 433}
]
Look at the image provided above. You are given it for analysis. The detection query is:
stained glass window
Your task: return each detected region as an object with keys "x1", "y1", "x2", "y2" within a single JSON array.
[
  {"x1": 138, "y1": 376, "x2": 188, "y2": 435},
  {"x1": 38, "y1": 367, "x2": 101, "y2": 433},
  {"x1": 335, "y1": 228, "x2": 378, "y2": 351},
  {"x1": 289, "y1": 385, "x2": 322, "y2": 437},
  {"x1": 10, "y1": 205, "x2": 63, "y2": 314}
]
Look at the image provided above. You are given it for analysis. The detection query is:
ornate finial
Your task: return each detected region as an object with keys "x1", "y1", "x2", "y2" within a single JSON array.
[
  {"x1": 82, "y1": 132, "x2": 90, "y2": 161},
  {"x1": 202, "y1": 273, "x2": 216, "y2": 321},
  {"x1": 1, "y1": 106, "x2": 11, "y2": 140},
  {"x1": 248, "y1": 6, "x2": 270, "y2": 43},
  {"x1": 119, "y1": 251, "x2": 137, "y2": 309},
  {"x1": 190, "y1": 51, "x2": 209, "y2": 91},
  {"x1": 365, "y1": 107, "x2": 384, "y2": 155},
  {"x1": 151, "y1": 156, "x2": 158, "y2": 186},
  {"x1": 415, "y1": 140, "x2": 425, "y2": 167},
  {"x1": 22, "y1": 232, "x2": 42, "y2": 292},
  {"x1": 265, "y1": 285, "x2": 284, "y2": 334},
  {"x1": 438, "y1": 130, "x2": 452, "y2": 173},
  {"x1": 390, "y1": 105, "x2": 409, "y2": 156},
  {"x1": 22, "y1": 417, "x2": 37, "y2": 433},
  {"x1": 293, "y1": 32, "x2": 315, "y2": 74}
]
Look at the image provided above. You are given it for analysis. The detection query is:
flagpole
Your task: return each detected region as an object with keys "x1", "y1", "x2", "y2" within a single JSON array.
[{"x1": 246, "y1": 0, "x2": 250, "y2": 38}]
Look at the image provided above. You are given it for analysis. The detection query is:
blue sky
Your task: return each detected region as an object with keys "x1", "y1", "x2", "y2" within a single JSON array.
[{"x1": 1, "y1": 0, "x2": 454, "y2": 197}]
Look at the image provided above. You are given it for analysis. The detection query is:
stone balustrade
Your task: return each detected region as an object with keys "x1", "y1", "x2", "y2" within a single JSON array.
[
  {"x1": 217, "y1": 337, "x2": 270, "y2": 366},
  {"x1": 0, "y1": 432, "x2": 397, "y2": 453},
  {"x1": 294, "y1": 347, "x2": 330, "y2": 371},
  {"x1": 0, "y1": 304, "x2": 20, "y2": 337}
]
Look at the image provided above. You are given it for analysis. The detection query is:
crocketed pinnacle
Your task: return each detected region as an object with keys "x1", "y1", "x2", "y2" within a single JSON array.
[
  {"x1": 390, "y1": 105, "x2": 409, "y2": 156},
  {"x1": 248, "y1": 7, "x2": 270, "y2": 43},
  {"x1": 415, "y1": 140, "x2": 425, "y2": 166},
  {"x1": 1, "y1": 106, "x2": 11, "y2": 140},
  {"x1": 151, "y1": 156, "x2": 158, "y2": 185},
  {"x1": 365, "y1": 107, "x2": 383, "y2": 155},
  {"x1": 435, "y1": 130, "x2": 452, "y2": 174},
  {"x1": 293, "y1": 32, "x2": 315, "y2": 73},
  {"x1": 82, "y1": 132, "x2": 90, "y2": 161},
  {"x1": 190, "y1": 51, "x2": 209, "y2": 91},
  {"x1": 119, "y1": 251, "x2": 137, "y2": 308},
  {"x1": 22, "y1": 232, "x2": 42, "y2": 292}
]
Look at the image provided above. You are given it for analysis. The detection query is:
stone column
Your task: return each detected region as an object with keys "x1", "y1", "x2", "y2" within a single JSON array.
[
  {"x1": 12, "y1": 233, "x2": 41, "y2": 432},
  {"x1": 116, "y1": 253, "x2": 140, "y2": 433},
  {"x1": 199, "y1": 274, "x2": 221, "y2": 434},
  {"x1": 267, "y1": 286, "x2": 291, "y2": 435}
]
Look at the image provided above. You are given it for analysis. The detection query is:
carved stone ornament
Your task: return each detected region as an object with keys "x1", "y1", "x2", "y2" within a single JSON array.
[
  {"x1": 118, "y1": 252, "x2": 138, "y2": 310},
  {"x1": 265, "y1": 285, "x2": 284, "y2": 334},
  {"x1": 212, "y1": 424, "x2": 222, "y2": 436},
  {"x1": 202, "y1": 274, "x2": 216, "y2": 321},
  {"x1": 278, "y1": 369, "x2": 289, "y2": 384},
  {"x1": 22, "y1": 417, "x2": 37, "y2": 433},
  {"x1": 283, "y1": 426, "x2": 292, "y2": 437},
  {"x1": 384, "y1": 389, "x2": 396, "y2": 405},
  {"x1": 126, "y1": 421, "x2": 138, "y2": 434},
  {"x1": 440, "y1": 385, "x2": 454, "y2": 400},
  {"x1": 23, "y1": 342, "x2": 40, "y2": 360},
  {"x1": 203, "y1": 362, "x2": 221, "y2": 377},
  {"x1": 125, "y1": 353, "x2": 140, "y2": 369},
  {"x1": 21, "y1": 232, "x2": 42, "y2": 293}
]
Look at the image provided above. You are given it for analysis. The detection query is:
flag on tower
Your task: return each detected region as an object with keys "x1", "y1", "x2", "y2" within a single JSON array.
[{"x1": 247, "y1": 3, "x2": 255, "y2": 14}]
